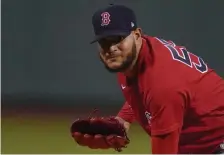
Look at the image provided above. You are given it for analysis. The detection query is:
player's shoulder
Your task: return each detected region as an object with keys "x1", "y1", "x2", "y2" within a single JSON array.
[
  {"x1": 143, "y1": 35, "x2": 181, "y2": 49},
  {"x1": 142, "y1": 35, "x2": 164, "y2": 43},
  {"x1": 144, "y1": 35, "x2": 211, "y2": 76}
]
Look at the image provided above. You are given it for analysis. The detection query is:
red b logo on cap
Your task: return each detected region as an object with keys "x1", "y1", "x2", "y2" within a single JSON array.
[{"x1": 101, "y1": 12, "x2": 111, "y2": 26}]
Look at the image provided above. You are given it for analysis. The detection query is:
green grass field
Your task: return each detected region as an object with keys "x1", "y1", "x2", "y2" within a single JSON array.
[{"x1": 1, "y1": 114, "x2": 151, "y2": 154}]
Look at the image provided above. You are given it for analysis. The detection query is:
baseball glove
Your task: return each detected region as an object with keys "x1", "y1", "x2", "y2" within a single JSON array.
[{"x1": 70, "y1": 110, "x2": 130, "y2": 152}]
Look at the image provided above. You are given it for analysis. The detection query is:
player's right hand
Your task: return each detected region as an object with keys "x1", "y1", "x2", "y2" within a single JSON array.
[{"x1": 115, "y1": 116, "x2": 131, "y2": 133}]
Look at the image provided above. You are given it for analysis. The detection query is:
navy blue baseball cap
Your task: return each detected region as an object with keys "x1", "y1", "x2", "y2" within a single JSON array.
[{"x1": 91, "y1": 5, "x2": 137, "y2": 44}]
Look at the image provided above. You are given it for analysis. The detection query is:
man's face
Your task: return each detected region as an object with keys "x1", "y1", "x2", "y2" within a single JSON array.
[{"x1": 97, "y1": 33, "x2": 137, "y2": 73}]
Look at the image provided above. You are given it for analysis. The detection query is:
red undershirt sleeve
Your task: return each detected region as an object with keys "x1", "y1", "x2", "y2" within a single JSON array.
[{"x1": 117, "y1": 101, "x2": 135, "y2": 123}]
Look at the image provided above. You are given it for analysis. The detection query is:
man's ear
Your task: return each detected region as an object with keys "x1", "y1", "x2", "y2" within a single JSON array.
[{"x1": 133, "y1": 28, "x2": 142, "y2": 40}]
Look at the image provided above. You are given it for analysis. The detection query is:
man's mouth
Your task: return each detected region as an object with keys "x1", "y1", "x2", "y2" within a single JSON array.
[
  {"x1": 106, "y1": 56, "x2": 116, "y2": 60},
  {"x1": 108, "y1": 57, "x2": 117, "y2": 61}
]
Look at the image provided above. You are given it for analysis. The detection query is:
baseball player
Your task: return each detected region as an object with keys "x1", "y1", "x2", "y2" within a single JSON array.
[{"x1": 71, "y1": 4, "x2": 224, "y2": 154}]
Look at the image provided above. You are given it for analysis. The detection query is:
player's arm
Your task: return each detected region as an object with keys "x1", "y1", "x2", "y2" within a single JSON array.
[
  {"x1": 116, "y1": 101, "x2": 135, "y2": 132},
  {"x1": 148, "y1": 89, "x2": 186, "y2": 154},
  {"x1": 151, "y1": 128, "x2": 180, "y2": 153}
]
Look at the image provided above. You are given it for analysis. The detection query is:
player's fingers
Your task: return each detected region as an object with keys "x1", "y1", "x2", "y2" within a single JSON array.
[
  {"x1": 83, "y1": 134, "x2": 95, "y2": 148},
  {"x1": 72, "y1": 132, "x2": 86, "y2": 146},
  {"x1": 72, "y1": 132, "x2": 82, "y2": 142},
  {"x1": 106, "y1": 135, "x2": 128, "y2": 147},
  {"x1": 93, "y1": 134, "x2": 110, "y2": 149}
]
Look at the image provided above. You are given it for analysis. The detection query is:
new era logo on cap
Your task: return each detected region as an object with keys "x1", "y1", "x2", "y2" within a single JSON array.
[
  {"x1": 131, "y1": 22, "x2": 135, "y2": 27},
  {"x1": 91, "y1": 5, "x2": 137, "y2": 43}
]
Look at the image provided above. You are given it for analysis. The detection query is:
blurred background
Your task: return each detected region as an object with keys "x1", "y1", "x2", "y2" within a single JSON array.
[{"x1": 1, "y1": 0, "x2": 224, "y2": 154}]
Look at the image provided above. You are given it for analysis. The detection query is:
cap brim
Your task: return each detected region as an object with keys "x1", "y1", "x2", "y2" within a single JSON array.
[{"x1": 90, "y1": 31, "x2": 130, "y2": 44}]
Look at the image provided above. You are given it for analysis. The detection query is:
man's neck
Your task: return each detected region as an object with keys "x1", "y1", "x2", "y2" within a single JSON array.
[{"x1": 123, "y1": 38, "x2": 143, "y2": 78}]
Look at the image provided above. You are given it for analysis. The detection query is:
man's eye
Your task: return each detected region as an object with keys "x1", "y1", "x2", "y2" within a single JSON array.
[
  {"x1": 98, "y1": 36, "x2": 125, "y2": 48},
  {"x1": 113, "y1": 36, "x2": 125, "y2": 43},
  {"x1": 119, "y1": 36, "x2": 125, "y2": 40},
  {"x1": 98, "y1": 40, "x2": 110, "y2": 48},
  {"x1": 117, "y1": 36, "x2": 125, "y2": 41}
]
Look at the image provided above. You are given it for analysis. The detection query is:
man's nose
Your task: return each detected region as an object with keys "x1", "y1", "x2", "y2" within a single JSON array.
[{"x1": 108, "y1": 44, "x2": 118, "y2": 53}]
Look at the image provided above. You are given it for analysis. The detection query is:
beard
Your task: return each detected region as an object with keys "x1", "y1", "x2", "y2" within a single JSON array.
[{"x1": 100, "y1": 43, "x2": 137, "y2": 73}]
